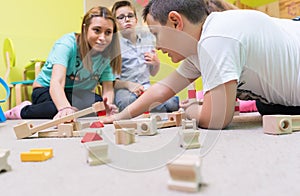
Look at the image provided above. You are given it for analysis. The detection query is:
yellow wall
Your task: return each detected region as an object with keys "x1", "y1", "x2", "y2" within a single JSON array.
[{"x1": 0, "y1": 0, "x2": 83, "y2": 109}]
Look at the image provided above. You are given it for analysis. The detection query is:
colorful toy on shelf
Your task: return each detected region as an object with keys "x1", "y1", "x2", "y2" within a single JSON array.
[{"x1": 20, "y1": 148, "x2": 53, "y2": 162}]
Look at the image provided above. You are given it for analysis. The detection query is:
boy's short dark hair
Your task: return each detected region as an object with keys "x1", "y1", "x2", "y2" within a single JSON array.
[
  {"x1": 111, "y1": 0, "x2": 137, "y2": 18},
  {"x1": 143, "y1": 0, "x2": 209, "y2": 25}
]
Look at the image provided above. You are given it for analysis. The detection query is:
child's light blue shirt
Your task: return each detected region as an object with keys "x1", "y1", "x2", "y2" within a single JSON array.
[{"x1": 116, "y1": 30, "x2": 155, "y2": 89}]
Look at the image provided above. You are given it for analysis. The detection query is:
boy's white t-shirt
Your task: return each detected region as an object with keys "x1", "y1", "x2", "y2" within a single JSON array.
[{"x1": 179, "y1": 9, "x2": 300, "y2": 106}]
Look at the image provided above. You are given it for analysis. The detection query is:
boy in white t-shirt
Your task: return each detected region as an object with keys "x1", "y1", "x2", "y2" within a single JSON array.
[{"x1": 103, "y1": 0, "x2": 300, "y2": 129}]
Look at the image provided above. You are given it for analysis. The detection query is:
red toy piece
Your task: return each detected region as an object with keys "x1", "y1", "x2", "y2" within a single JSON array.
[
  {"x1": 97, "y1": 110, "x2": 106, "y2": 117},
  {"x1": 81, "y1": 132, "x2": 103, "y2": 143},
  {"x1": 90, "y1": 121, "x2": 104, "y2": 128}
]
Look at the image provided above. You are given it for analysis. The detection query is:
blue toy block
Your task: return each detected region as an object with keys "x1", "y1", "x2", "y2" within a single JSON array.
[
  {"x1": 0, "y1": 106, "x2": 5, "y2": 122},
  {"x1": 0, "y1": 77, "x2": 10, "y2": 122}
]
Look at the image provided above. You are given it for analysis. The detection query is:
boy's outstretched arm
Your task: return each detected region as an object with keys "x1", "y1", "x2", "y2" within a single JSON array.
[
  {"x1": 186, "y1": 80, "x2": 237, "y2": 129},
  {"x1": 102, "y1": 71, "x2": 191, "y2": 123}
]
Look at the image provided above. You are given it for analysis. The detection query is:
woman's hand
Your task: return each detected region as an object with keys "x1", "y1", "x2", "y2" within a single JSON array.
[
  {"x1": 53, "y1": 106, "x2": 78, "y2": 121},
  {"x1": 102, "y1": 97, "x2": 119, "y2": 116}
]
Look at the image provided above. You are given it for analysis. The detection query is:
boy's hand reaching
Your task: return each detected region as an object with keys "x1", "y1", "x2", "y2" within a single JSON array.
[{"x1": 127, "y1": 81, "x2": 144, "y2": 97}]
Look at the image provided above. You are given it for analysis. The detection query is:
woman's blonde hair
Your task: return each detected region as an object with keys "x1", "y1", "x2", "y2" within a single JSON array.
[{"x1": 77, "y1": 6, "x2": 121, "y2": 74}]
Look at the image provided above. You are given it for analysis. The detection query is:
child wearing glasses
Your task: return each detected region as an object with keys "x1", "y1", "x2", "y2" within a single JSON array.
[
  {"x1": 111, "y1": 0, "x2": 179, "y2": 112},
  {"x1": 5, "y1": 6, "x2": 121, "y2": 119}
]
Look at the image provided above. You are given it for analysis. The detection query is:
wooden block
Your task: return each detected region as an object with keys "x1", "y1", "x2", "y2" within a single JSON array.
[
  {"x1": 115, "y1": 128, "x2": 135, "y2": 145},
  {"x1": 114, "y1": 116, "x2": 178, "y2": 132},
  {"x1": 72, "y1": 121, "x2": 91, "y2": 130},
  {"x1": 137, "y1": 117, "x2": 157, "y2": 136},
  {"x1": 182, "y1": 119, "x2": 197, "y2": 130},
  {"x1": 0, "y1": 149, "x2": 11, "y2": 172},
  {"x1": 262, "y1": 115, "x2": 300, "y2": 135},
  {"x1": 113, "y1": 119, "x2": 138, "y2": 130},
  {"x1": 167, "y1": 155, "x2": 201, "y2": 192},
  {"x1": 232, "y1": 114, "x2": 262, "y2": 123},
  {"x1": 156, "y1": 120, "x2": 176, "y2": 129},
  {"x1": 178, "y1": 108, "x2": 187, "y2": 120},
  {"x1": 150, "y1": 114, "x2": 164, "y2": 122},
  {"x1": 179, "y1": 129, "x2": 200, "y2": 149},
  {"x1": 168, "y1": 112, "x2": 183, "y2": 127},
  {"x1": 20, "y1": 148, "x2": 53, "y2": 162},
  {"x1": 58, "y1": 123, "x2": 73, "y2": 137},
  {"x1": 38, "y1": 130, "x2": 61, "y2": 138},
  {"x1": 84, "y1": 141, "x2": 109, "y2": 166}
]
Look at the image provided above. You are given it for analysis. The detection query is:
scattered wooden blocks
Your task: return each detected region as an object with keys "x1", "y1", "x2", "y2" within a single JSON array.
[
  {"x1": 115, "y1": 128, "x2": 135, "y2": 145},
  {"x1": 263, "y1": 115, "x2": 300, "y2": 135},
  {"x1": 85, "y1": 141, "x2": 109, "y2": 166},
  {"x1": 20, "y1": 148, "x2": 53, "y2": 162},
  {"x1": 167, "y1": 154, "x2": 202, "y2": 192},
  {"x1": 0, "y1": 149, "x2": 11, "y2": 172},
  {"x1": 14, "y1": 101, "x2": 105, "y2": 139},
  {"x1": 38, "y1": 121, "x2": 96, "y2": 138},
  {"x1": 114, "y1": 111, "x2": 184, "y2": 133}
]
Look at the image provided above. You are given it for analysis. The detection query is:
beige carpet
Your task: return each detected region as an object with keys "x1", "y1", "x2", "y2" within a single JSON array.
[{"x1": 0, "y1": 113, "x2": 299, "y2": 196}]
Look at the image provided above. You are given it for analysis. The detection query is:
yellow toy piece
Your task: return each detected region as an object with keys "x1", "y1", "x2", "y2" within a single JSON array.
[{"x1": 20, "y1": 148, "x2": 53, "y2": 162}]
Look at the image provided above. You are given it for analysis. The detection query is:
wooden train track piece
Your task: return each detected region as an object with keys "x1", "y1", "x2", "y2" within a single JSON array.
[{"x1": 14, "y1": 102, "x2": 105, "y2": 139}]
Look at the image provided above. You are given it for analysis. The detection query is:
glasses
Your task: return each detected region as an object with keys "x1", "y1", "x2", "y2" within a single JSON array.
[{"x1": 116, "y1": 13, "x2": 135, "y2": 22}]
